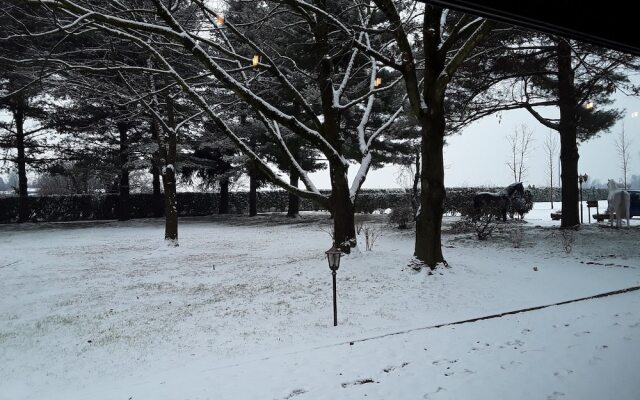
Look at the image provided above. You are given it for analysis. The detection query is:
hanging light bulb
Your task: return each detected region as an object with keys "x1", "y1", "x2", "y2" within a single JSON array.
[
  {"x1": 631, "y1": 111, "x2": 639, "y2": 118},
  {"x1": 215, "y1": 15, "x2": 225, "y2": 25},
  {"x1": 585, "y1": 100, "x2": 594, "y2": 110},
  {"x1": 252, "y1": 54, "x2": 261, "y2": 67},
  {"x1": 374, "y1": 77, "x2": 382, "y2": 88}
]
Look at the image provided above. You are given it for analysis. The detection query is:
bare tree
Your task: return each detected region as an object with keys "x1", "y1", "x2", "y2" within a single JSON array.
[
  {"x1": 506, "y1": 124, "x2": 534, "y2": 183},
  {"x1": 543, "y1": 130, "x2": 559, "y2": 208},
  {"x1": 615, "y1": 124, "x2": 632, "y2": 189}
]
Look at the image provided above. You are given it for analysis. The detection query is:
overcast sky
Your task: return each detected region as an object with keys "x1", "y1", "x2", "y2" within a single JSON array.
[{"x1": 310, "y1": 90, "x2": 640, "y2": 189}]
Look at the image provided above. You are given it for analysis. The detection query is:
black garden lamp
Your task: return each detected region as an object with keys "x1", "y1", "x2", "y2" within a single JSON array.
[{"x1": 325, "y1": 245, "x2": 343, "y2": 326}]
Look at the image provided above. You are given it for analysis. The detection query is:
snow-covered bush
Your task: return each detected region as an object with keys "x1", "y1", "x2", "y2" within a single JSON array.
[
  {"x1": 444, "y1": 188, "x2": 477, "y2": 217},
  {"x1": 508, "y1": 190, "x2": 534, "y2": 219},
  {"x1": 470, "y1": 203, "x2": 504, "y2": 241},
  {"x1": 388, "y1": 205, "x2": 414, "y2": 229},
  {"x1": 0, "y1": 186, "x2": 610, "y2": 224},
  {"x1": 353, "y1": 190, "x2": 407, "y2": 214}
]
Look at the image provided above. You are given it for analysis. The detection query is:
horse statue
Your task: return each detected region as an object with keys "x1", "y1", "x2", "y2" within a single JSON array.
[
  {"x1": 473, "y1": 182, "x2": 524, "y2": 222},
  {"x1": 607, "y1": 179, "x2": 630, "y2": 228}
]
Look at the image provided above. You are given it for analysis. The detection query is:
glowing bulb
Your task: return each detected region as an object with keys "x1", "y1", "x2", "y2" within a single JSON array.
[
  {"x1": 215, "y1": 15, "x2": 224, "y2": 25},
  {"x1": 374, "y1": 77, "x2": 382, "y2": 88},
  {"x1": 252, "y1": 54, "x2": 260, "y2": 67},
  {"x1": 631, "y1": 111, "x2": 639, "y2": 118},
  {"x1": 585, "y1": 100, "x2": 594, "y2": 110}
]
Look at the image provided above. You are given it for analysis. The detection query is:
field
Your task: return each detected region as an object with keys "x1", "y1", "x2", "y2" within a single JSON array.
[{"x1": 1, "y1": 204, "x2": 639, "y2": 399}]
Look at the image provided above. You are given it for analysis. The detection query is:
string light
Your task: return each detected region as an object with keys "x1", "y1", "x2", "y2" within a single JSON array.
[
  {"x1": 252, "y1": 54, "x2": 261, "y2": 67},
  {"x1": 374, "y1": 77, "x2": 382, "y2": 88},
  {"x1": 631, "y1": 111, "x2": 638, "y2": 118},
  {"x1": 585, "y1": 100, "x2": 594, "y2": 110}
]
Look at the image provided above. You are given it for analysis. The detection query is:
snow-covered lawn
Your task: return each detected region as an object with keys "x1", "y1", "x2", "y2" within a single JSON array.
[{"x1": 1, "y1": 208, "x2": 639, "y2": 399}]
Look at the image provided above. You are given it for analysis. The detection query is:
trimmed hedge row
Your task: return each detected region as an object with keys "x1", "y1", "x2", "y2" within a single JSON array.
[{"x1": 0, "y1": 187, "x2": 609, "y2": 223}]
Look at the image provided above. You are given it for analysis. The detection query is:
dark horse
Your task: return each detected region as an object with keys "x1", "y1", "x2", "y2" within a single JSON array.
[{"x1": 472, "y1": 182, "x2": 524, "y2": 222}]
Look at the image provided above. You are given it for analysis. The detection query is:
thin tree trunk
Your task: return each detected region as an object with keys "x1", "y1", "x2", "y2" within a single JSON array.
[
  {"x1": 163, "y1": 97, "x2": 178, "y2": 243},
  {"x1": 151, "y1": 159, "x2": 163, "y2": 217},
  {"x1": 287, "y1": 168, "x2": 300, "y2": 217},
  {"x1": 14, "y1": 100, "x2": 28, "y2": 223},
  {"x1": 219, "y1": 177, "x2": 229, "y2": 214},
  {"x1": 557, "y1": 39, "x2": 580, "y2": 228},
  {"x1": 117, "y1": 122, "x2": 130, "y2": 221},
  {"x1": 249, "y1": 166, "x2": 257, "y2": 217},
  {"x1": 150, "y1": 121, "x2": 164, "y2": 218},
  {"x1": 550, "y1": 159, "x2": 554, "y2": 209}
]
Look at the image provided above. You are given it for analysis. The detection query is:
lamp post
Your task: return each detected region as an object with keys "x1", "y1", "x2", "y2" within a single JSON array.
[
  {"x1": 325, "y1": 245, "x2": 342, "y2": 327},
  {"x1": 578, "y1": 173, "x2": 588, "y2": 224}
]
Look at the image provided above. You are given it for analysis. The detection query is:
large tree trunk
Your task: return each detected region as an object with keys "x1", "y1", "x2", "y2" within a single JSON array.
[
  {"x1": 556, "y1": 39, "x2": 580, "y2": 228},
  {"x1": 287, "y1": 168, "x2": 300, "y2": 217},
  {"x1": 414, "y1": 111, "x2": 446, "y2": 268},
  {"x1": 219, "y1": 177, "x2": 229, "y2": 214},
  {"x1": 414, "y1": 8, "x2": 446, "y2": 269},
  {"x1": 163, "y1": 98, "x2": 178, "y2": 244},
  {"x1": 150, "y1": 122, "x2": 164, "y2": 218},
  {"x1": 117, "y1": 122, "x2": 130, "y2": 221},
  {"x1": 14, "y1": 100, "x2": 28, "y2": 223},
  {"x1": 249, "y1": 166, "x2": 258, "y2": 217},
  {"x1": 329, "y1": 163, "x2": 356, "y2": 253}
]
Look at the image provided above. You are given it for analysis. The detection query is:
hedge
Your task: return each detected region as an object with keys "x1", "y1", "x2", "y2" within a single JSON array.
[{"x1": 0, "y1": 186, "x2": 610, "y2": 224}]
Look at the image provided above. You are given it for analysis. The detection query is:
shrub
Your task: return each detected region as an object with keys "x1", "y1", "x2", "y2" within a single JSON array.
[
  {"x1": 472, "y1": 212, "x2": 499, "y2": 240},
  {"x1": 0, "y1": 186, "x2": 610, "y2": 224},
  {"x1": 362, "y1": 224, "x2": 382, "y2": 251},
  {"x1": 508, "y1": 190, "x2": 534, "y2": 219},
  {"x1": 388, "y1": 204, "x2": 414, "y2": 229}
]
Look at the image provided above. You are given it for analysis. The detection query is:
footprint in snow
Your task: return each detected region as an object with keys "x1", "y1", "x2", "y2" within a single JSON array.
[
  {"x1": 431, "y1": 359, "x2": 457, "y2": 366},
  {"x1": 383, "y1": 362, "x2": 409, "y2": 373},
  {"x1": 553, "y1": 369, "x2": 574, "y2": 377},
  {"x1": 505, "y1": 339, "x2": 525, "y2": 349},
  {"x1": 547, "y1": 391, "x2": 566, "y2": 400},
  {"x1": 588, "y1": 356, "x2": 603, "y2": 365},
  {"x1": 500, "y1": 360, "x2": 522, "y2": 370},
  {"x1": 422, "y1": 386, "x2": 446, "y2": 399},
  {"x1": 341, "y1": 379, "x2": 377, "y2": 388},
  {"x1": 283, "y1": 389, "x2": 306, "y2": 399}
]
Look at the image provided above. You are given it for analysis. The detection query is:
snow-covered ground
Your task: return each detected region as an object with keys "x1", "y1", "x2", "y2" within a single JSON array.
[{"x1": 1, "y1": 205, "x2": 639, "y2": 399}]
